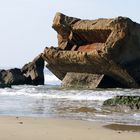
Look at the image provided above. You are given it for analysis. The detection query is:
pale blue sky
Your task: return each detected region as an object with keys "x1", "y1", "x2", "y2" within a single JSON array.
[{"x1": 0, "y1": 0, "x2": 140, "y2": 67}]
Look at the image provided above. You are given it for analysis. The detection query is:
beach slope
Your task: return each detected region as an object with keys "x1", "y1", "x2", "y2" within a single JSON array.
[{"x1": 0, "y1": 116, "x2": 139, "y2": 140}]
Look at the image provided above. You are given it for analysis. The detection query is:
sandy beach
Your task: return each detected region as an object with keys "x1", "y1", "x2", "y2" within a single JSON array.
[{"x1": 0, "y1": 116, "x2": 139, "y2": 140}]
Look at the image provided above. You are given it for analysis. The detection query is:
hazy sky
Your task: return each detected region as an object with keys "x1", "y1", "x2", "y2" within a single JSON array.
[{"x1": 0, "y1": 0, "x2": 140, "y2": 67}]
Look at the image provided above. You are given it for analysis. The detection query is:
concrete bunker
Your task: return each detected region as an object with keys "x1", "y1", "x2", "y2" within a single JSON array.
[{"x1": 43, "y1": 13, "x2": 140, "y2": 89}]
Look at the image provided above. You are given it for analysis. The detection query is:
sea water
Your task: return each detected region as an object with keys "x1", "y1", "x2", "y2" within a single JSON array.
[{"x1": 0, "y1": 69, "x2": 140, "y2": 125}]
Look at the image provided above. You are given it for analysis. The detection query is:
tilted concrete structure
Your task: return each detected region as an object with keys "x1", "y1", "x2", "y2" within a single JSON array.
[{"x1": 43, "y1": 12, "x2": 140, "y2": 88}]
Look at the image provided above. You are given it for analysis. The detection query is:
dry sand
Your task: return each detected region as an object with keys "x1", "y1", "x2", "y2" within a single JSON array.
[{"x1": 0, "y1": 116, "x2": 139, "y2": 140}]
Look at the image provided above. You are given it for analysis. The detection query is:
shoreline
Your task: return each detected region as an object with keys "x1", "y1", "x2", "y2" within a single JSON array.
[{"x1": 0, "y1": 116, "x2": 139, "y2": 140}]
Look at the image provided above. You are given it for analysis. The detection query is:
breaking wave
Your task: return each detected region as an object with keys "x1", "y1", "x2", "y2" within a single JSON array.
[{"x1": 0, "y1": 68, "x2": 140, "y2": 125}]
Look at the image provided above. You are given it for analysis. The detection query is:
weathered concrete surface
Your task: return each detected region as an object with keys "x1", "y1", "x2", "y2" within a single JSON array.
[
  {"x1": 0, "y1": 68, "x2": 25, "y2": 86},
  {"x1": 52, "y1": 12, "x2": 112, "y2": 51},
  {"x1": 43, "y1": 47, "x2": 138, "y2": 88},
  {"x1": 43, "y1": 13, "x2": 140, "y2": 88},
  {"x1": 21, "y1": 53, "x2": 45, "y2": 85},
  {"x1": 62, "y1": 73, "x2": 104, "y2": 89},
  {"x1": 0, "y1": 54, "x2": 44, "y2": 88}
]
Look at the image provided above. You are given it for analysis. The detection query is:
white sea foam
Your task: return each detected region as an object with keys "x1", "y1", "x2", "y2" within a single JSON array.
[
  {"x1": 133, "y1": 113, "x2": 140, "y2": 119},
  {"x1": 0, "y1": 85, "x2": 140, "y2": 125},
  {"x1": 0, "y1": 68, "x2": 140, "y2": 125},
  {"x1": 0, "y1": 86, "x2": 116, "y2": 101},
  {"x1": 45, "y1": 74, "x2": 61, "y2": 85}
]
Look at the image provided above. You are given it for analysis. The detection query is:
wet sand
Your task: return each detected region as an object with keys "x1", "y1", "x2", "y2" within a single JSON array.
[
  {"x1": 104, "y1": 123, "x2": 140, "y2": 132},
  {"x1": 0, "y1": 116, "x2": 139, "y2": 140}
]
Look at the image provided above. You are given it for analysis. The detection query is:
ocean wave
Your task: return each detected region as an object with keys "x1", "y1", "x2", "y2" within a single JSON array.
[
  {"x1": 0, "y1": 84, "x2": 140, "y2": 125},
  {"x1": 0, "y1": 86, "x2": 116, "y2": 101}
]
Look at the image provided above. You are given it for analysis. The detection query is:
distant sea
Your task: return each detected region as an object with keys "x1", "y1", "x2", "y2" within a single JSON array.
[{"x1": 0, "y1": 68, "x2": 140, "y2": 125}]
